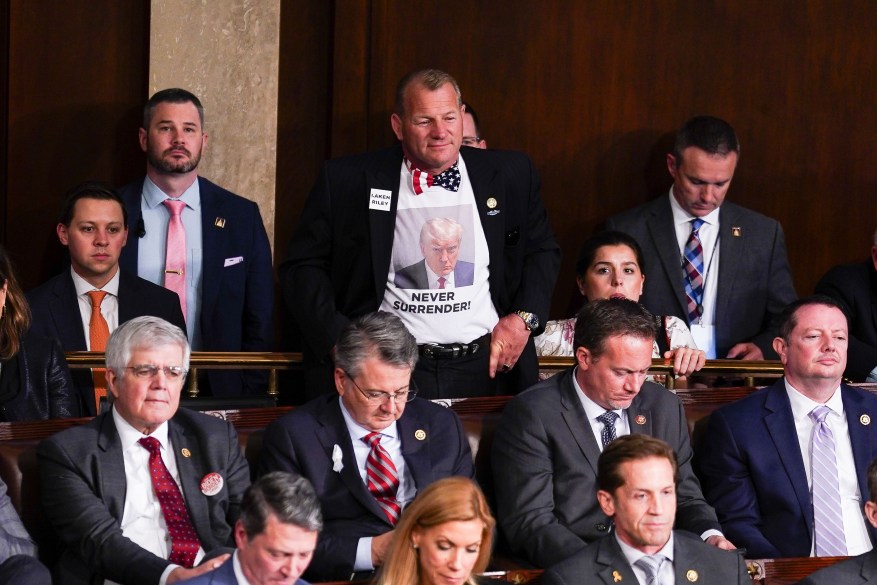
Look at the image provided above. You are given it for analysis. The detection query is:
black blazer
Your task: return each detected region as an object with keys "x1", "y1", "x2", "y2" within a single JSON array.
[
  {"x1": 279, "y1": 144, "x2": 561, "y2": 386},
  {"x1": 27, "y1": 268, "x2": 186, "y2": 415},
  {"x1": 0, "y1": 331, "x2": 79, "y2": 420},
  {"x1": 815, "y1": 259, "x2": 877, "y2": 381}
]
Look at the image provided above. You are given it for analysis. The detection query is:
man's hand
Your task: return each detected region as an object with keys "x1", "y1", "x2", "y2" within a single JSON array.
[
  {"x1": 705, "y1": 535, "x2": 737, "y2": 550},
  {"x1": 371, "y1": 530, "x2": 395, "y2": 567},
  {"x1": 664, "y1": 347, "x2": 707, "y2": 376},
  {"x1": 167, "y1": 553, "x2": 231, "y2": 583},
  {"x1": 726, "y1": 342, "x2": 763, "y2": 360},
  {"x1": 489, "y1": 314, "x2": 531, "y2": 378}
]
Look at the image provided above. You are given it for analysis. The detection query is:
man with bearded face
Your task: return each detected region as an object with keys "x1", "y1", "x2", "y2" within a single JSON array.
[{"x1": 118, "y1": 89, "x2": 274, "y2": 397}]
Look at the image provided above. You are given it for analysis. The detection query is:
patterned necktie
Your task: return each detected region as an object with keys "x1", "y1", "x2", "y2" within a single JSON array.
[
  {"x1": 407, "y1": 159, "x2": 462, "y2": 194},
  {"x1": 682, "y1": 218, "x2": 705, "y2": 325},
  {"x1": 162, "y1": 199, "x2": 187, "y2": 321},
  {"x1": 87, "y1": 290, "x2": 109, "y2": 413},
  {"x1": 596, "y1": 411, "x2": 619, "y2": 448},
  {"x1": 809, "y1": 405, "x2": 847, "y2": 556},
  {"x1": 634, "y1": 554, "x2": 665, "y2": 585},
  {"x1": 139, "y1": 436, "x2": 201, "y2": 567},
  {"x1": 437, "y1": 276, "x2": 446, "y2": 289},
  {"x1": 362, "y1": 432, "x2": 401, "y2": 524}
]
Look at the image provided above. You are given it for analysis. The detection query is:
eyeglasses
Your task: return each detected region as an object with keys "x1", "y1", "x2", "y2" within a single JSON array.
[
  {"x1": 462, "y1": 137, "x2": 482, "y2": 147},
  {"x1": 126, "y1": 365, "x2": 188, "y2": 380},
  {"x1": 343, "y1": 371, "x2": 417, "y2": 404}
]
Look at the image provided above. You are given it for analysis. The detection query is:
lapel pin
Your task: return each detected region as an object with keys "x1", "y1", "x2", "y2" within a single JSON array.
[
  {"x1": 181, "y1": 448, "x2": 191, "y2": 458},
  {"x1": 686, "y1": 569, "x2": 699, "y2": 582},
  {"x1": 612, "y1": 570, "x2": 623, "y2": 582},
  {"x1": 332, "y1": 444, "x2": 344, "y2": 472},
  {"x1": 215, "y1": 217, "x2": 226, "y2": 228},
  {"x1": 200, "y1": 472, "x2": 224, "y2": 496},
  {"x1": 415, "y1": 429, "x2": 427, "y2": 441},
  {"x1": 486, "y1": 197, "x2": 497, "y2": 209},
  {"x1": 635, "y1": 414, "x2": 646, "y2": 425},
  {"x1": 861, "y1": 414, "x2": 871, "y2": 426},
  {"x1": 731, "y1": 226, "x2": 742, "y2": 237}
]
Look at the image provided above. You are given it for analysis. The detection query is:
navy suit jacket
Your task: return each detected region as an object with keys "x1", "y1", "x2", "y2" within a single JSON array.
[
  {"x1": 37, "y1": 408, "x2": 250, "y2": 585},
  {"x1": 542, "y1": 531, "x2": 749, "y2": 585},
  {"x1": 280, "y1": 144, "x2": 561, "y2": 393},
  {"x1": 815, "y1": 260, "x2": 877, "y2": 381},
  {"x1": 491, "y1": 369, "x2": 720, "y2": 568},
  {"x1": 394, "y1": 259, "x2": 475, "y2": 289},
  {"x1": 258, "y1": 394, "x2": 474, "y2": 582},
  {"x1": 118, "y1": 176, "x2": 275, "y2": 396},
  {"x1": 800, "y1": 549, "x2": 877, "y2": 585},
  {"x1": 606, "y1": 196, "x2": 797, "y2": 358},
  {"x1": 26, "y1": 268, "x2": 186, "y2": 415},
  {"x1": 176, "y1": 555, "x2": 310, "y2": 585},
  {"x1": 696, "y1": 379, "x2": 877, "y2": 558}
]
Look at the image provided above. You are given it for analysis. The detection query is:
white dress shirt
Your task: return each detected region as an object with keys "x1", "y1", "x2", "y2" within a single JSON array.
[
  {"x1": 785, "y1": 380, "x2": 873, "y2": 555},
  {"x1": 72, "y1": 267, "x2": 120, "y2": 348},
  {"x1": 669, "y1": 191, "x2": 721, "y2": 358}
]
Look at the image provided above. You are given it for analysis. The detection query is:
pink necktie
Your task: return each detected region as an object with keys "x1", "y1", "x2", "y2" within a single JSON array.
[
  {"x1": 139, "y1": 436, "x2": 201, "y2": 567},
  {"x1": 162, "y1": 199, "x2": 187, "y2": 321}
]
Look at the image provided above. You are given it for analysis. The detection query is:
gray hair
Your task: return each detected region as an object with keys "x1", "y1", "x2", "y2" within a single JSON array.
[
  {"x1": 420, "y1": 218, "x2": 463, "y2": 247},
  {"x1": 334, "y1": 312, "x2": 418, "y2": 379},
  {"x1": 105, "y1": 316, "x2": 190, "y2": 375},
  {"x1": 394, "y1": 69, "x2": 462, "y2": 116},
  {"x1": 240, "y1": 472, "x2": 323, "y2": 537}
]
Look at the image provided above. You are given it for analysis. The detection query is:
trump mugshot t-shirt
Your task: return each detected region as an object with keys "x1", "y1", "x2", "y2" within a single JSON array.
[{"x1": 381, "y1": 155, "x2": 498, "y2": 344}]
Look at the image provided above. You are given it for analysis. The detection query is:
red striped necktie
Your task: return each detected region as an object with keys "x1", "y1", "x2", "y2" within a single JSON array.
[{"x1": 362, "y1": 432, "x2": 401, "y2": 524}]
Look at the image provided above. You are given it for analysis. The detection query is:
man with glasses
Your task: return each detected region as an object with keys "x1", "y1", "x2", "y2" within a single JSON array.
[
  {"x1": 38, "y1": 316, "x2": 250, "y2": 585},
  {"x1": 259, "y1": 311, "x2": 474, "y2": 582}
]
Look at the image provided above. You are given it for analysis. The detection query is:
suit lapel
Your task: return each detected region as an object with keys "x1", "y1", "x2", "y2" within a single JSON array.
[
  {"x1": 596, "y1": 536, "x2": 637, "y2": 585},
  {"x1": 763, "y1": 381, "x2": 813, "y2": 524},
  {"x1": 464, "y1": 152, "x2": 504, "y2": 300},
  {"x1": 715, "y1": 204, "x2": 743, "y2": 332},
  {"x1": 868, "y1": 265, "x2": 877, "y2": 340},
  {"x1": 316, "y1": 400, "x2": 391, "y2": 524},
  {"x1": 842, "y1": 385, "x2": 877, "y2": 533},
  {"x1": 119, "y1": 179, "x2": 145, "y2": 275},
  {"x1": 648, "y1": 198, "x2": 688, "y2": 316},
  {"x1": 559, "y1": 371, "x2": 602, "y2": 474},
  {"x1": 628, "y1": 388, "x2": 655, "y2": 437},
  {"x1": 672, "y1": 533, "x2": 712, "y2": 584},
  {"x1": 51, "y1": 271, "x2": 88, "y2": 349},
  {"x1": 398, "y1": 406, "x2": 431, "y2": 488},
  {"x1": 861, "y1": 549, "x2": 877, "y2": 583},
  {"x1": 117, "y1": 270, "x2": 138, "y2": 323},
  {"x1": 170, "y1": 417, "x2": 212, "y2": 544},
  {"x1": 98, "y1": 414, "x2": 128, "y2": 522},
  {"x1": 198, "y1": 178, "x2": 224, "y2": 326},
  {"x1": 366, "y1": 150, "x2": 403, "y2": 307}
]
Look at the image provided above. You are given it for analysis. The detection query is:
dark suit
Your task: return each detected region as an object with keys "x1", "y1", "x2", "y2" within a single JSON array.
[
  {"x1": 542, "y1": 531, "x2": 749, "y2": 585},
  {"x1": 119, "y1": 176, "x2": 275, "y2": 396},
  {"x1": 0, "y1": 475, "x2": 51, "y2": 585},
  {"x1": 38, "y1": 408, "x2": 250, "y2": 585},
  {"x1": 815, "y1": 260, "x2": 877, "y2": 381},
  {"x1": 0, "y1": 332, "x2": 79, "y2": 420},
  {"x1": 800, "y1": 549, "x2": 877, "y2": 585},
  {"x1": 176, "y1": 555, "x2": 309, "y2": 585},
  {"x1": 394, "y1": 259, "x2": 475, "y2": 289},
  {"x1": 27, "y1": 268, "x2": 187, "y2": 416},
  {"x1": 491, "y1": 369, "x2": 720, "y2": 568},
  {"x1": 259, "y1": 394, "x2": 474, "y2": 582},
  {"x1": 695, "y1": 379, "x2": 877, "y2": 558},
  {"x1": 280, "y1": 144, "x2": 560, "y2": 397},
  {"x1": 606, "y1": 196, "x2": 797, "y2": 359}
]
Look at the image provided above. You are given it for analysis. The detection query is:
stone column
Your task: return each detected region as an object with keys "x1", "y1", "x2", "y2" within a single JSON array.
[{"x1": 148, "y1": 0, "x2": 280, "y2": 253}]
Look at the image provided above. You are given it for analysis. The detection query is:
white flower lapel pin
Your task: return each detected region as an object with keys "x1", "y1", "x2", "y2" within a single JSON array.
[{"x1": 332, "y1": 444, "x2": 344, "y2": 472}]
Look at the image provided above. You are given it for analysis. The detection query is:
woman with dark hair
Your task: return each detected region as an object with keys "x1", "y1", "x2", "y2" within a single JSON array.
[
  {"x1": 535, "y1": 231, "x2": 705, "y2": 376},
  {"x1": 0, "y1": 246, "x2": 79, "y2": 420},
  {"x1": 374, "y1": 477, "x2": 495, "y2": 585}
]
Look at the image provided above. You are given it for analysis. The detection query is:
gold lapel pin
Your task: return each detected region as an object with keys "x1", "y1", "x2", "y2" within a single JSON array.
[
  {"x1": 215, "y1": 217, "x2": 226, "y2": 228},
  {"x1": 612, "y1": 569, "x2": 623, "y2": 582},
  {"x1": 861, "y1": 414, "x2": 871, "y2": 426},
  {"x1": 181, "y1": 448, "x2": 192, "y2": 458},
  {"x1": 686, "y1": 569, "x2": 699, "y2": 582},
  {"x1": 731, "y1": 226, "x2": 742, "y2": 237},
  {"x1": 415, "y1": 429, "x2": 427, "y2": 441},
  {"x1": 635, "y1": 414, "x2": 646, "y2": 425},
  {"x1": 486, "y1": 197, "x2": 497, "y2": 209}
]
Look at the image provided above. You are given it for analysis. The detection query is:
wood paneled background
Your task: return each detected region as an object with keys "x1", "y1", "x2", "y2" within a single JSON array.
[{"x1": 3, "y1": 0, "x2": 875, "y2": 325}]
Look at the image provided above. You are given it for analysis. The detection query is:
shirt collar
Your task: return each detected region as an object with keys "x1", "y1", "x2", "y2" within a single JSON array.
[
  {"x1": 572, "y1": 366, "x2": 624, "y2": 422},
  {"x1": 785, "y1": 378, "x2": 844, "y2": 422},
  {"x1": 338, "y1": 396, "x2": 399, "y2": 441},
  {"x1": 143, "y1": 176, "x2": 201, "y2": 211},
  {"x1": 112, "y1": 405, "x2": 171, "y2": 452},
  {"x1": 668, "y1": 188, "x2": 721, "y2": 227},
  {"x1": 616, "y1": 530, "x2": 675, "y2": 565},
  {"x1": 70, "y1": 265, "x2": 121, "y2": 296}
]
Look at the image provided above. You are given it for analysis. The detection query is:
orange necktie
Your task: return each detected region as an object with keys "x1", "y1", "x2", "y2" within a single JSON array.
[{"x1": 87, "y1": 290, "x2": 110, "y2": 413}]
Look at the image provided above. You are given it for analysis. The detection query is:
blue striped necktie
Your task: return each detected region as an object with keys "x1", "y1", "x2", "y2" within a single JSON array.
[{"x1": 682, "y1": 218, "x2": 705, "y2": 325}]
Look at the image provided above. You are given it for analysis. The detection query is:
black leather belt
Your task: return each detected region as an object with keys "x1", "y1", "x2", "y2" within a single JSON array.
[{"x1": 418, "y1": 332, "x2": 491, "y2": 360}]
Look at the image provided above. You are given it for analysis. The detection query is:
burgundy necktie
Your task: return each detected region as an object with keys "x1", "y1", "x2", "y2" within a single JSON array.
[
  {"x1": 438, "y1": 276, "x2": 446, "y2": 289},
  {"x1": 139, "y1": 436, "x2": 201, "y2": 567},
  {"x1": 162, "y1": 199, "x2": 187, "y2": 321},
  {"x1": 362, "y1": 432, "x2": 401, "y2": 524}
]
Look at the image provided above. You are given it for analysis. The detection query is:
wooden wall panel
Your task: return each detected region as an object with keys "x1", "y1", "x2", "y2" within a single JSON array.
[
  {"x1": 320, "y1": 0, "x2": 877, "y2": 318},
  {"x1": 4, "y1": 0, "x2": 148, "y2": 289}
]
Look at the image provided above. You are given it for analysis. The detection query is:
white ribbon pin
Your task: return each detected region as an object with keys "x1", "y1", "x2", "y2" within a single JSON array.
[{"x1": 332, "y1": 444, "x2": 344, "y2": 472}]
